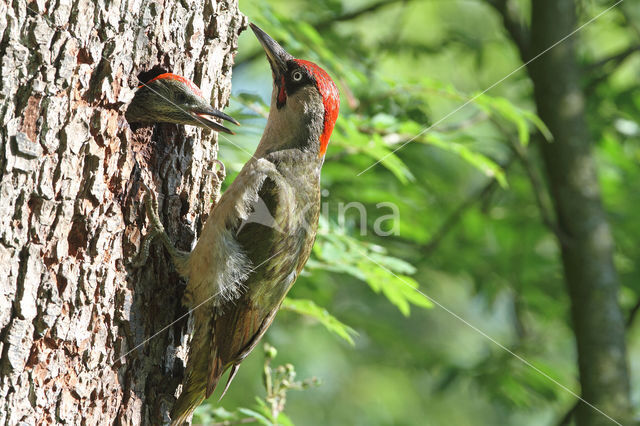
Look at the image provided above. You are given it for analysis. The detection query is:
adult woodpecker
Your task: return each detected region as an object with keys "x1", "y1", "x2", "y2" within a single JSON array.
[
  {"x1": 126, "y1": 72, "x2": 239, "y2": 133},
  {"x1": 137, "y1": 24, "x2": 339, "y2": 425}
]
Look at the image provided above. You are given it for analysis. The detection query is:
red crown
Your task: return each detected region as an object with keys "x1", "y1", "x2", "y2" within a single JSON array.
[{"x1": 139, "y1": 73, "x2": 204, "y2": 98}]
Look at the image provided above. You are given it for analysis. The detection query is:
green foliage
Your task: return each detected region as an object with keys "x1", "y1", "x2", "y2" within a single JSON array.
[
  {"x1": 194, "y1": 345, "x2": 319, "y2": 425},
  {"x1": 309, "y1": 218, "x2": 432, "y2": 316},
  {"x1": 281, "y1": 298, "x2": 356, "y2": 344},
  {"x1": 474, "y1": 94, "x2": 553, "y2": 145}
]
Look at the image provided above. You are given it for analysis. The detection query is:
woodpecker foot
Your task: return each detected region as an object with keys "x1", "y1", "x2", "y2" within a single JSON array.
[
  {"x1": 204, "y1": 158, "x2": 226, "y2": 204},
  {"x1": 212, "y1": 158, "x2": 226, "y2": 181},
  {"x1": 131, "y1": 225, "x2": 158, "y2": 268},
  {"x1": 132, "y1": 182, "x2": 189, "y2": 268}
]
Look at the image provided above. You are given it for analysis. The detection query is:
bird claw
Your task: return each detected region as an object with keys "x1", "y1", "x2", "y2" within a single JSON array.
[
  {"x1": 212, "y1": 158, "x2": 226, "y2": 181},
  {"x1": 203, "y1": 158, "x2": 226, "y2": 181},
  {"x1": 131, "y1": 227, "x2": 160, "y2": 268},
  {"x1": 132, "y1": 181, "x2": 188, "y2": 267},
  {"x1": 204, "y1": 159, "x2": 226, "y2": 204}
]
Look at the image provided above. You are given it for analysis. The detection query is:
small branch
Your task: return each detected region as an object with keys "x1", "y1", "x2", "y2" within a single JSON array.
[
  {"x1": 556, "y1": 403, "x2": 577, "y2": 426},
  {"x1": 507, "y1": 136, "x2": 568, "y2": 245},
  {"x1": 315, "y1": 0, "x2": 413, "y2": 30},
  {"x1": 584, "y1": 4, "x2": 640, "y2": 91},
  {"x1": 587, "y1": 45, "x2": 640, "y2": 71},
  {"x1": 422, "y1": 179, "x2": 499, "y2": 255},
  {"x1": 485, "y1": 0, "x2": 531, "y2": 60},
  {"x1": 235, "y1": 0, "x2": 415, "y2": 67},
  {"x1": 585, "y1": 44, "x2": 640, "y2": 91},
  {"x1": 490, "y1": 118, "x2": 569, "y2": 245},
  {"x1": 626, "y1": 297, "x2": 640, "y2": 328},
  {"x1": 422, "y1": 157, "x2": 514, "y2": 256}
]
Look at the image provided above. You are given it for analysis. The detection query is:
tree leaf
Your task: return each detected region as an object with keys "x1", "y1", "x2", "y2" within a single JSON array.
[
  {"x1": 237, "y1": 408, "x2": 273, "y2": 426},
  {"x1": 282, "y1": 298, "x2": 357, "y2": 345}
]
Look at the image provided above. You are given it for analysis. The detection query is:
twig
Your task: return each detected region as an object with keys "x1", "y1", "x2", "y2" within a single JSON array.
[
  {"x1": 507, "y1": 135, "x2": 568, "y2": 245},
  {"x1": 585, "y1": 44, "x2": 640, "y2": 91},
  {"x1": 236, "y1": 0, "x2": 416, "y2": 67},
  {"x1": 626, "y1": 297, "x2": 640, "y2": 328},
  {"x1": 556, "y1": 403, "x2": 577, "y2": 426},
  {"x1": 491, "y1": 118, "x2": 569, "y2": 245},
  {"x1": 315, "y1": 0, "x2": 415, "y2": 30},
  {"x1": 587, "y1": 45, "x2": 640, "y2": 71},
  {"x1": 422, "y1": 157, "x2": 514, "y2": 256},
  {"x1": 484, "y1": 0, "x2": 531, "y2": 60}
]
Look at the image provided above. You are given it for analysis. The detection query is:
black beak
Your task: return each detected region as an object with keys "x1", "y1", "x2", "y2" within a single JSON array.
[
  {"x1": 250, "y1": 23, "x2": 293, "y2": 78},
  {"x1": 192, "y1": 107, "x2": 239, "y2": 135}
]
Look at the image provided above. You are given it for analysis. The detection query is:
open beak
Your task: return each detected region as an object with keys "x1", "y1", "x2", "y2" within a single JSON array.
[
  {"x1": 250, "y1": 23, "x2": 293, "y2": 79},
  {"x1": 192, "y1": 107, "x2": 239, "y2": 134}
]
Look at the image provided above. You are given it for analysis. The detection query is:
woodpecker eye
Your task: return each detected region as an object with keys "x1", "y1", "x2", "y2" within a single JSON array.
[
  {"x1": 175, "y1": 93, "x2": 188, "y2": 104},
  {"x1": 292, "y1": 70, "x2": 303, "y2": 82}
]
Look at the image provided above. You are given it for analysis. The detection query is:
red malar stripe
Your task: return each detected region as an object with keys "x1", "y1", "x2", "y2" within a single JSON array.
[{"x1": 294, "y1": 59, "x2": 340, "y2": 157}]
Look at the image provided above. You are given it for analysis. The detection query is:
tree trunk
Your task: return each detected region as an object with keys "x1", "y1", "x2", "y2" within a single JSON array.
[
  {"x1": 527, "y1": 1, "x2": 632, "y2": 424},
  {"x1": 0, "y1": 0, "x2": 245, "y2": 424}
]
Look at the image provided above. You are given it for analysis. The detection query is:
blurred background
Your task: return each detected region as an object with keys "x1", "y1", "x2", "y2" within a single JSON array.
[{"x1": 195, "y1": 1, "x2": 640, "y2": 424}]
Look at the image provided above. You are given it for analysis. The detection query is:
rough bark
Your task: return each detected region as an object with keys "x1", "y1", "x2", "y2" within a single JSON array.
[
  {"x1": 525, "y1": 1, "x2": 631, "y2": 424},
  {"x1": 0, "y1": 0, "x2": 245, "y2": 424}
]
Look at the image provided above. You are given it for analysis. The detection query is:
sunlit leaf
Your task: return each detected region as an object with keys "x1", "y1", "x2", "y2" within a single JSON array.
[
  {"x1": 423, "y1": 132, "x2": 507, "y2": 187},
  {"x1": 282, "y1": 298, "x2": 357, "y2": 345},
  {"x1": 237, "y1": 408, "x2": 273, "y2": 426}
]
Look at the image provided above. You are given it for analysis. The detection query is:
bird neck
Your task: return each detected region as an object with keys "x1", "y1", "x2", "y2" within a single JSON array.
[{"x1": 254, "y1": 90, "x2": 325, "y2": 159}]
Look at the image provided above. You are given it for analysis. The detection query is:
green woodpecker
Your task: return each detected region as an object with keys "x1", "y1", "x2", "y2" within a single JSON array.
[
  {"x1": 126, "y1": 72, "x2": 239, "y2": 133},
  {"x1": 135, "y1": 24, "x2": 339, "y2": 425}
]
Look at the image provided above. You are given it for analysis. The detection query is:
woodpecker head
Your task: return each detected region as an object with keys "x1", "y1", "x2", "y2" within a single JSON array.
[
  {"x1": 125, "y1": 73, "x2": 239, "y2": 134},
  {"x1": 250, "y1": 23, "x2": 339, "y2": 158}
]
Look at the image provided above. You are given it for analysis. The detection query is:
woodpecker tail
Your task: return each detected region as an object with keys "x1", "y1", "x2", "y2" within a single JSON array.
[
  {"x1": 170, "y1": 314, "x2": 231, "y2": 425},
  {"x1": 170, "y1": 315, "x2": 212, "y2": 425},
  {"x1": 170, "y1": 347, "x2": 207, "y2": 425},
  {"x1": 169, "y1": 392, "x2": 204, "y2": 426},
  {"x1": 170, "y1": 355, "x2": 229, "y2": 425}
]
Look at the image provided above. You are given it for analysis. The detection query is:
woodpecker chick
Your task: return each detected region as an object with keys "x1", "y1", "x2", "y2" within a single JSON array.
[
  {"x1": 139, "y1": 24, "x2": 340, "y2": 425},
  {"x1": 126, "y1": 73, "x2": 239, "y2": 134}
]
